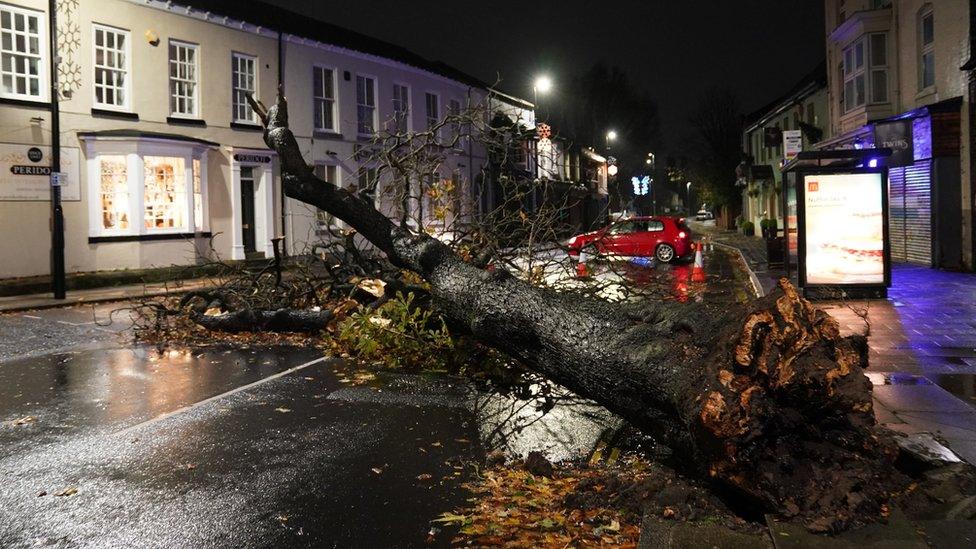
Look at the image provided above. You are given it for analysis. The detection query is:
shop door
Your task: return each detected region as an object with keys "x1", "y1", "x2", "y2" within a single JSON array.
[
  {"x1": 240, "y1": 167, "x2": 256, "y2": 253},
  {"x1": 888, "y1": 161, "x2": 932, "y2": 265}
]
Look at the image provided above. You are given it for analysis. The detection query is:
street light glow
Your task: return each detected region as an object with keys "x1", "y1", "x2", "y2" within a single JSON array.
[
  {"x1": 606, "y1": 130, "x2": 617, "y2": 141},
  {"x1": 534, "y1": 75, "x2": 553, "y2": 94}
]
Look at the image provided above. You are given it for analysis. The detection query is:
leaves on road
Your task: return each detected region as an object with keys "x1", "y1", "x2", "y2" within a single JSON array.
[
  {"x1": 54, "y1": 486, "x2": 78, "y2": 497},
  {"x1": 9, "y1": 416, "x2": 36, "y2": 426}
]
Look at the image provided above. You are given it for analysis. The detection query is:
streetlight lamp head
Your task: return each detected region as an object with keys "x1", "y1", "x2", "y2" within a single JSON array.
[
  {"x1": 645, "y1": 158, "x2": 652, "y2": 165},
  {"x1": 606, "y1": 130, "x2": 617, "y2": 141},
  {"x1": 534, "y1": 75, "x2": 553, "y2": 94}
]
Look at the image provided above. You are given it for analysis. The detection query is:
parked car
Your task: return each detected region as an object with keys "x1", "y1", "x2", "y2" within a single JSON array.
[
  {"x1": 566, "y1": 216, "x2": 692, "y2": 263},
  {"x1": 695, "y1": 209, "x2": 714, "y2": 221}
]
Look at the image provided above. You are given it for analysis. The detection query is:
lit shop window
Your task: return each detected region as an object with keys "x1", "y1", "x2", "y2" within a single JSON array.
[
  {"x1": 93, "y1": 24, "x2": 130, "y2": 109},
  {"x1": 193, "y1": 158, "x2": 203, "y2": 230},
  {"x1": 143, "y1": 156, "x2": 187, "y2": 230},
  {"x1": 0, "y1": 4, "x2": 46, "y2": 100},
  {"x1": 99, "y1": 155, "x2": 129, "y2": 230}
]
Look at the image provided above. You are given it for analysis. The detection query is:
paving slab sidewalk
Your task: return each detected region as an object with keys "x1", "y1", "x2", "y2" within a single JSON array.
[
  {"x1": 0, "y1": 277, "x2": 214, "y2": 313},
  {"x1": 701, "y1": 226, "x2": 976, "y2": 465}
]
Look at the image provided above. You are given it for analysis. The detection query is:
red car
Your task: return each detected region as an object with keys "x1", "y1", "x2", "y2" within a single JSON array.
[{"x1": 566, "y1": 216, "x2": 692, "y2": 263}]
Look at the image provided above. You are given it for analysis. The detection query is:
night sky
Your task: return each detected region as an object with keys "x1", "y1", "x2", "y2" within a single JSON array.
[{"x1": 266, "y1": 0, "x2": 826, "y2": 150}]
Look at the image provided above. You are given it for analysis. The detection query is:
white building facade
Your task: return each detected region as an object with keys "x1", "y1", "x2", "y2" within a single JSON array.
[{"x1": 0, "y1": 0, "x2": 513, "y2": 281}]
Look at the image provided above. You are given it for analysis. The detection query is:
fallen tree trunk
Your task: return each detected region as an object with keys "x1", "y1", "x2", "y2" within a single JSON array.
[
  {"x1": 190, "y1": 308, "x2": 332, "y2": 333},
  {"x1": 249, "y1": 93, "x2": 899, "y2": 531}
]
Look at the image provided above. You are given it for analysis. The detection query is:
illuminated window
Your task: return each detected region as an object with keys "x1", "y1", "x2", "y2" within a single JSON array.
[
  {"x1": 143, "y1": 157, "x2": 187, "y2": 230},
  {"x1": 99, "y1": 156, "x2": 129, "y2": 230},
  {"x1": 313, "y1": 66, "x2": 337, "y2": 132},
  {"x1": 93, "y1": 24, "x2": 130, "y2": 109},
  {"x1": 918, "y1": 7, "x2": 934, "y2": 90},
  {"x1": 88, "y1": 147, "x2": 208, "y2": 238},
  {"x1": 193, "y1": 158, "x2": 204, "y2": 230},
  {"x1": 392, "y1": 83, "x2": 409, "y2": 133},
  {"x1": 232, "y1": 53, "x2": 256, "y2": 123},
  {"x1": 0, "y1": 4, "x2": 45, "y2": 100},
  {"x1": 169, "y1": 40, "x2": 198, "y2": 117},
  {"x1": 356, "y1": 75, "x2": 376, "y2": 135}
]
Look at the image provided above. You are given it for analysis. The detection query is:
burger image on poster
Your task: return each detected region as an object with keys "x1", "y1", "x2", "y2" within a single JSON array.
[{"x1": 804, "y1": 173, "x2": 884, "y2": 285}]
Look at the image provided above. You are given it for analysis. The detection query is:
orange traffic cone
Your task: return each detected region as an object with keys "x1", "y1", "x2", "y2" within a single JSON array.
[
  {"x1": 576, "y1": 251, "x2": 590, "y2": 278},
  {"x1": 691, "y1": 243, "x2": 706, "y2": 282}
]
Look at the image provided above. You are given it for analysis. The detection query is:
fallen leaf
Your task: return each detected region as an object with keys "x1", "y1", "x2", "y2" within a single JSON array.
[
  {"x1": 371, "y1": 467, "x2": 384, "y2": 474},
  {"x1": 274, "y1": 407, "x2": 292, "y2": 413},
  {"x1": 431, "y1": 441, "x2": 442, "y2": 447},
  {"x1": 416, "y1": 473, "x2": 433, "y2": 481},
  {"x1": 54, "y1": 487, "x2": 77, "y2": 497},
  {"x1": 10, "y1": 416, "x2": 36, "y2": 426}
]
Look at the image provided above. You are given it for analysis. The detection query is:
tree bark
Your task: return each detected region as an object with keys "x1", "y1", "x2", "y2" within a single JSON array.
[{"x1": 249, "y1": 93, "x2": 898, "y2": 532}]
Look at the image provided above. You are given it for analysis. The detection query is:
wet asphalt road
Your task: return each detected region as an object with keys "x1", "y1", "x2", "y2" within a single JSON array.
[
  {"x1": 0, "y1": 253, "x2": 739, "y2": 547},
  {"x1": 0, "y1": 303, "x2": 619, "y2": 548}
]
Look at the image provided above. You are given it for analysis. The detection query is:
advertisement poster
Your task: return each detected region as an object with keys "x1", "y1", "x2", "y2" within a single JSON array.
[
  {"x1": 0, "y1": 144, "x2": 81, "y2": 201},
  {"x1": 802, "y1": 172, "x2": 885, "y2": 285}
]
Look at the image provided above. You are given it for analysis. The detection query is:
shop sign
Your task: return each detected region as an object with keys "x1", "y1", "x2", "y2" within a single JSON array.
[
  {"x1": 801, "y1": 171, "x2": 886, "y2": 286},
  {"x1": 0, "y1": 144, "x2": 80, "y2": 201},
  {"x1": 783, "y1": 130, "x2": 802, "y2": 161},
  {"x1": 873, "y1": 120, "x2": 913, "y2": 167},
  {"x1": 233, "y1": 153, "x2": 272, "y2": 164}
]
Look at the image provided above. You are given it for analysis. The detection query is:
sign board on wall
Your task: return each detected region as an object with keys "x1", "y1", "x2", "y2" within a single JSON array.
[
  {"x1": 1, "y1": 144, "x2": 81, "y2": 201},
  {"x1": 873, "y1": 120, "x2": 914, "y2": 167},
  {"x1": 783, "y1": 130, "x2": 803, "y2": 161},
  {"x1": 800, "y1": 170, "x2": 888, "y2": 287}
]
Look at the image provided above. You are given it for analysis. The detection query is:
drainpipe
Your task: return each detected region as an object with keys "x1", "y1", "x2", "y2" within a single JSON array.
[{"x1": 49, "y1": 0, "x2": 65, "y2": 299}]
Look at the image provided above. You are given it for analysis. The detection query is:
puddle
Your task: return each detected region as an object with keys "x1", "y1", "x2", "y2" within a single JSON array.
[{"x1": 924, "y1": 373, "x2": 976, "y2": 410}]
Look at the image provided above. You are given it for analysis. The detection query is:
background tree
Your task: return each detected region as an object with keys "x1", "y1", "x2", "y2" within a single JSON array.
[
  {"x1": 683, "y1": 86, "x2": 743, "y2": 222},
  {"x1": 554, "y1": 63, "x2": 662, "y2": 211}
]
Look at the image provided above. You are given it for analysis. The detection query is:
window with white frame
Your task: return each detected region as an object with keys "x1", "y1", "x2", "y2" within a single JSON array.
[
  {"x1": 448, "y1": 98, "x2": 462, "y2": 143},
  {"x1": 93, "y1": 25, "x2": 130, "y2": 109},
  {"x1": 358, "y1": 166, "x2": 377, "y2": 206},
  {"x1": 425, "y1": 92, "x2": 439, "y2": 132},
  {"x1": 144, "y1": 156, "x2": 187, "y2": 230},
  {"x1": 232, "y1": 53, "x2": 257, "y2": 123},
  {"x1": 89, "y1": 145, "x2": 209, "y2": 237},
  {"x1": 869, "y1": 33, "x2": 888, "y2": 103},
  {"x1": 356, "y1": 75, "x2": 376, "y2": 135},
  {"x1": 392, "y1": 83, "x2": 409, "y2": 133},
  {"x1": 169, "y1": 40, "x2": 198, "y2": 117},
  {"x1": 193, "y1": 158, "x2": 205, "y2": 230},
  {"x1": 99, "y1": 155, "x2": 129, "y2": 230},
  {"x1": 918, "y1": 6, "x2": 934, "y2": 90},
  {"x1": 0, "y1": 3, "x2": 45, "y2": 100},
  {"x1": 842, "y1": 33, "x2": 887, "y2": 112},
  {"x1": 314, "y1": 164, "x2": 339, "y2": 228},
  {"x1": 313, "y1": 66, "x2": 337, "y2": 132}
]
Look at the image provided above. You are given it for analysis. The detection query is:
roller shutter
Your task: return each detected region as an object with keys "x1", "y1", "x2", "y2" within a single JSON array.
[{"x1": 887, "y1": 161, "x2": 932, "y2": 265}]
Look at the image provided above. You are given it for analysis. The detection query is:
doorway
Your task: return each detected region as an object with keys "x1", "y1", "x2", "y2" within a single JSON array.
[{"x1": 240, "y1": 166, "x2": 256, "y2": 254}]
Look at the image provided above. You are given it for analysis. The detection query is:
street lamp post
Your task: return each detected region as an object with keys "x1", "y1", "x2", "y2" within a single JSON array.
[{"x1": 686, "y1": 181, "x2": 692, "y2": 213}]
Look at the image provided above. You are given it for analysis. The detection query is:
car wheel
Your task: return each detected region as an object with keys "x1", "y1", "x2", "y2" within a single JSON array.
[{"x1": 655, "y1": 244, "x2": 675, "y2": 263}]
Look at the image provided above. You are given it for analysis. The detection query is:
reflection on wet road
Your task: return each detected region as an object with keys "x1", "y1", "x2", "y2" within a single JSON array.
[{"x1": 0, "y1": 339, "x2": 617, "y2": 547}]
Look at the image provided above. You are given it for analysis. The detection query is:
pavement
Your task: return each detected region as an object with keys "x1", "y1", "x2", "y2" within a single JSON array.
[
  {"x1": 0, "y1": 277, "x2": 215, "y2": 313},
  {"x1": 695, "y1": 223, "x2": 976, "y2": 465}
]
